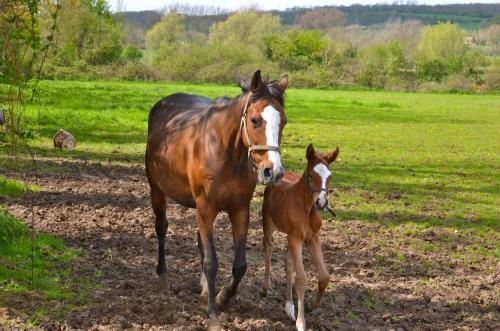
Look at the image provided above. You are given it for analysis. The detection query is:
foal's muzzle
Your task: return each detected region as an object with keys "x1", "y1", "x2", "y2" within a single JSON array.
[{"x1": 315, "y1": 192, "x2": 329, "y2": 211}]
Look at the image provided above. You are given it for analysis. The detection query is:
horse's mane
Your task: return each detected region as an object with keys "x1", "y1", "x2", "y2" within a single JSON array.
[{"x1": 237, "y1": 78, "x2": 285, "y2": 106}]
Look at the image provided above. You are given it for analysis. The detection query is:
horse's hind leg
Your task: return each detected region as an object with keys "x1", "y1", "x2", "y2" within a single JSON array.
[{"x1": 150, "y1": 183, "x2": 168, "y2": 280}]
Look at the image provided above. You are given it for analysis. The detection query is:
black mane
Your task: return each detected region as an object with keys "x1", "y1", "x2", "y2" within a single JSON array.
[{"x1": 237, "y1": 78, "x2": 285, "y2": 106}]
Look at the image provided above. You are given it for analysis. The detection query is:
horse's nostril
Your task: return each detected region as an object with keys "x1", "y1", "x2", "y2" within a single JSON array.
[{"x1": 263, "y1": 167, "x2": 273, "y2": 179}]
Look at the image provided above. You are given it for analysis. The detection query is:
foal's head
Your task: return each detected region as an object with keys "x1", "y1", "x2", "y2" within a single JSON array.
[
  {"x1": 238, "y1": 70, "x2": 288, "y2": 184},
  {"x1": 305, "y1": 144, "x2": 340, "y2": 210}
]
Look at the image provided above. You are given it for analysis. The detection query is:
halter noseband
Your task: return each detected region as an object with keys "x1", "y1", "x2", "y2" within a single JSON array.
[{"x1": 240, "y1": 94, "x2": 281, "y2": 167}]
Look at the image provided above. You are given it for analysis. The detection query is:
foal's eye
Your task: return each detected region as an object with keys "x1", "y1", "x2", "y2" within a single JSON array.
[{"x1": 251, "y1": 117, "x2": 259, "y2": 127}]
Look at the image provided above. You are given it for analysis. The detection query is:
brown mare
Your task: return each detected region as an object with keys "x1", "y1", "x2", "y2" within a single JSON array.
[
  {"x1": 145, "y1": 70, "x2": 288, "y2": 329},
  {"x1": 260, "y1": 144, "x2": 339, "y2": 331}
]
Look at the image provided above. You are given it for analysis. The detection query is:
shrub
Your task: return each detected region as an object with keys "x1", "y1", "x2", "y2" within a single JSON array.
[
  {"x1": 122, "y1": 44, "x2": 143, "y2": 61},
  {"x1": 417, "y1": 58, "x2": 448, "y2": 82}
]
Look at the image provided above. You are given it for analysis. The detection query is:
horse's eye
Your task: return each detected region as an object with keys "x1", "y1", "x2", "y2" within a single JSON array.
[{"x1": 251, "y1": 117, "x2": 259, "y2": 127}]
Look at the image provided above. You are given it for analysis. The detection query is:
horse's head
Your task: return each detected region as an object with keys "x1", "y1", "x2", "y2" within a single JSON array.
[
  {"x1": 238, "y1": 70, "x2": 288, "y2": 185},
  {"x1": 305, "y1": 143, "x2": 340, "y2": 211}
]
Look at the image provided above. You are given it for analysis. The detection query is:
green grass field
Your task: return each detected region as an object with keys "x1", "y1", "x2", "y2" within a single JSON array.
[{"x1": 1, "y1": 79, "x2": 499, "y2": 244}]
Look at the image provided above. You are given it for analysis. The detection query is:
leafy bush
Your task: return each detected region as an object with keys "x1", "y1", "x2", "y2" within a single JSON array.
[
  {"x1": 122, "y1": 44, "x2": 143, "y2": 60},
  {"x1": 265, "y1": 29, "x2": 328, "y2": 70}
]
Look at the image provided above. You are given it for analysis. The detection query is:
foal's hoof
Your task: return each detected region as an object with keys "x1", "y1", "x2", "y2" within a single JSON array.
[
  {"x1": 199, "y1": 289, "x2": 209, "y2": 305},
  {"x1": 215, "y1": 286, "x2": 232, "y2": 311},
  {"x1": 259, "y1": 286, "x2": 268, "y2": 297},
  {"x1": 207, "y1": 314, "x2": 221, "y2": 331}
]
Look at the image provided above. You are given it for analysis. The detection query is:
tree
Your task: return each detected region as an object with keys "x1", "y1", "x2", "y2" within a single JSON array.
[
  {"x1": 265, "y1": 29, "x2": 329, "y2": 70},
  {"x1": 417, "y1": 23, "x2": 466, "y2": 64},
  {"x1": 357, "y1": 41, "x2": 405, "y2": 87},
  {"x1": 145, "y1": 13, "x2": 185, "y2": 50},
  {"x1": 49, "y1": 0, "x2": 123, "y2": 66},
  {"x1": 297, "y1": 8, "x2": 346, "y2": 30},
  {"x1": 416, "y1": 23, "x2": 467, "y2": 81},
  {"x1": 208, "y1": 12, "x2": 283, "y2": 53}
]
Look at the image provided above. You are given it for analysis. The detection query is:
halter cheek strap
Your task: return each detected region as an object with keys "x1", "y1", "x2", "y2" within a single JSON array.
[
  {"x1": 240, "y1": 94, "x2": 281, "y2": 167},
  {"x1": 305, "y1": 173, "x2": 328, "y2": 194}
]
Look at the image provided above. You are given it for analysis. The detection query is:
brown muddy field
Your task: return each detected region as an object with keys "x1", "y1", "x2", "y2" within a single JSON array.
[{"x1": 1, "y1": 160, "x2": 498, "y2": 330}]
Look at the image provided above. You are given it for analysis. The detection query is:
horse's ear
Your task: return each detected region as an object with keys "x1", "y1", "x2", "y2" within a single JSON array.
[
  {"x1": 324, "y1": 147, "x2": 340, "y2": 165},
  {"x1": 236, "y1": 75, "x2": 249, "y2": 92},
  {"x1": 250, "y1": 70, "x2": 263, "y2": 91},
  {"x1": 279, "y1": 74, "x2": 288, "y2": 92},
  {"x1": 306, "y1": 143, "x2": 315, "y2": 161}
]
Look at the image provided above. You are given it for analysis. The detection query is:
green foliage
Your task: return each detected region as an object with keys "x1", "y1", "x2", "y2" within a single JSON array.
[
  {"x1": 49, "y1": 0, "x2": 122, "y2": 66},
  {"x1": 145, "y1": 13, "x2": 185, "y2": 50},
  {"x1": 122, "y1": 44, "x2": 143, "y2": 60},
  {"x1": 417, "y1": 58, "x2": 448, "y2": 82},
  {"x1": 265, "y1": 29, "x2": 328, "y2": 70},
  {"x1": 417, "y1": 23, "x2": 466, "y2": 62},
  {"x1": 358, "y1": 42, "x2": 405, "y2": 87},
  {"x1": 208, "y1": 12, "x2": 283, "y2": 52}
]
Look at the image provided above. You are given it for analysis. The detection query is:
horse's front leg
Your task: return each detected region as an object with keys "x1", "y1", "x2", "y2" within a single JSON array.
[
  {"x1": 216, "y1": 206, "x2": 249, "y2": 310},
  {"x1": 195, "y1": 199, "x2": 220, "y2": 329}
]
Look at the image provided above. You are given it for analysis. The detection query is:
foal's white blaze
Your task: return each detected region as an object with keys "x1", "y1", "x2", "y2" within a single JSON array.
[
  {"x1": 285, "y1": 301, "x2": 296, "y2": 321},
  {"x1": 313, "y1": 163, "x2": 331, "y2": 206},
  {"x1": 262, "y1": 105, "x2": 283, "y2": 176}
]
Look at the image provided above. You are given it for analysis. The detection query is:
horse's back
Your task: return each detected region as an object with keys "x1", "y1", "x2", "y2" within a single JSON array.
[{"x1": 148, "y1": 93, "x2": 212, "y2": 134}]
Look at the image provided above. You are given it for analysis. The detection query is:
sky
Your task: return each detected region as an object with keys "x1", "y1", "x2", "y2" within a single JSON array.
[{"x1": 111, "y1": 0, "x2": 499, "y2": 12}]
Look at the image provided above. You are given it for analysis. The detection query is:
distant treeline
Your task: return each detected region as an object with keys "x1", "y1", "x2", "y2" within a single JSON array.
[
  {"x1": 118, "y1": 3, "x2": 500, "y2": 35},
  {"x1": 2, "y1": 1, "x2": 499, "y2": 93}
]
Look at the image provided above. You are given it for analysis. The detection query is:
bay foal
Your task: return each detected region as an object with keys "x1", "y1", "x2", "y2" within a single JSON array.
[
  {"x1": 146, "y1": 70, "x2": 288, "y2": 330},
  {"x1": 260, "y1": 144, "x2": 339, "y2": 331}
]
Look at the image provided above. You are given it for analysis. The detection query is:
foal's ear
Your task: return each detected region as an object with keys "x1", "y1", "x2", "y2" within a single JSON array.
[
  {"x1": 324, "y1": 147, "x2": 340, "y2": 165},
  {"x1": 306, "y1": 143, "x2": 316, "y2": 161},
  {"x1": 279, "y1": 74, "x2": 288, "y2": 92},
  {"x1": 250, "y1": 70, "x2": 264, "y2": 91}
]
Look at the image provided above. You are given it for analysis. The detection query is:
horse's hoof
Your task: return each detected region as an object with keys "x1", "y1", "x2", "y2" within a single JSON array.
[
  {"x1": 215, "y1": 287, "x2": 232, "y2": 311},
  {"x1": 207, "y1": 314, "x2": 221, "y2": 331},
  {"x1": 156, "y1": 273, "x2": 170, "y2": 291}
]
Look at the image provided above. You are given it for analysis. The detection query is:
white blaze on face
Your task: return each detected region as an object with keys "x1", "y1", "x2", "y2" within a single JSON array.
[
  {"x1": 262, "y1": 105, "x2": 283, "y2": 175},
  {"x1": 313, "y1": 163, "x2": 331, "y2": 206}
]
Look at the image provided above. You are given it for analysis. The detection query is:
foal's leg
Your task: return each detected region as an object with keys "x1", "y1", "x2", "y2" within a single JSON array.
[
  {"x1": 289, "y1": 239, "x2": 307, "y2": 331},
  {"x1": 284, "y1": 246, "x2": 296, "y2": 321},
  {"x1": 195, "y1": 199, "x2": 220, "y2": 328},
  {"x1": 307, "y1": 235, "x2": 330, "y2": 310},
  {"x1": 216, "y1": 207, "x2": 249, "y2": 310},
  {"x1": 260, "y1": 210, "x2": 275, "y2": 297},
  {"x1": 150, "y1": 184, "x2": 168, "y2": 281}
]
